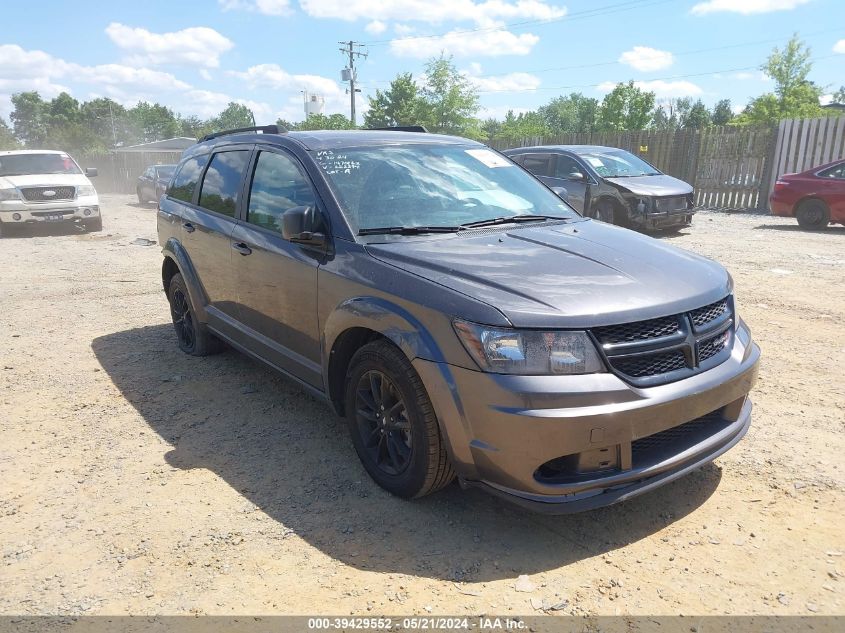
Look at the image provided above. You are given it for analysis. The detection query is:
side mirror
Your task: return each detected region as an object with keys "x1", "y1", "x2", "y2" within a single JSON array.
[
  {"x1": 567, "y1": 172, "x2": 585, "y2": 182},
  {"x1": 282, "y1": 205, "x2": 326, "y2": 247},
  {"x1": 85, "y1": 167, "x2": 98, "y2": 177},
  {"x1": 550, "y1": 186, "x2": 569, "y2": 201}
]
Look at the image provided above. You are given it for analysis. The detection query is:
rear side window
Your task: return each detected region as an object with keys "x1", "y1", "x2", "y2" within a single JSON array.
[
  {"x1": 168, "y1": 155, "x2": 209, "y2": 203},
  {"x1": 521, "y1": 154, "x2": 553, "y2": 177},
  {"x1": 554, "y1": 155, "x2": 585, "y2": 179},
  {"x1": 198, "y1": 150, "x2": 251, "y2": 217},
  {"x1": 247, "y1": 151, "x2": 317, "y2": 233}
]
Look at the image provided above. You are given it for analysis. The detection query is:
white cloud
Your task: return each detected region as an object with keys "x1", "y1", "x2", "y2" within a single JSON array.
[
  {"x1": 365, "y1": 20, "x2": 388, "y2": 35},
  {"x1": 463, "y1": 67, "x2": 541, "y2": 92},
  {"x1": 199, "y1": 69, "x2": 213, "y2": 81},
  {"x1": 834, "y1": 39, "x2": 845, "y2": 54},
  {"x1": 820, "y1": 94, "x2": 833, "y2": 106},
  {"x1": 391, "y1": 29, "x2": 539, "y2": 58},
  {"x1": 230, "y1": 63, "x2": 344, "y2": 97},
  {"x1": 478, "y1": 105, "x2": 531, "y2": 120},
  {"x1": 300, "y1": 0, "x2": 566, "y2": 23},
  {"x1": 177, "y1": 89, "x2": 274, "y2": 120},
  {"x1": 218, "y1": 0, "x2": 292, "y2": 15},
  {"x1": 596, "y1": 80, "x2": 703, "y2": 98},
  {"x1": 105, "y1": 23, "x2": 234, "y2": 68},
  {"x1": 691, "y1": 0, "x2": 810, "y2": 16},
  {"x1": 618, "y1": 46, "x2": 673, "y2": 72}
]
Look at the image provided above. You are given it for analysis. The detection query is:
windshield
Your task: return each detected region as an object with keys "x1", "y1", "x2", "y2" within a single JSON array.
[
  {"x1": 0, "y1": 153, "x2": 82, "y2": 177},
  {"x1": 578, "y1": 149, "x2": 661, "y2": 178},
  {"x1": 312, "y1": 144, "x2": 578, "y2": 233},
  {"x1": 155, "y1": 165, "x2": 176, "y2": 179}
]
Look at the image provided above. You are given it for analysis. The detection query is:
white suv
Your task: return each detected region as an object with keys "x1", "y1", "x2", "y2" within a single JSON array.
[{"x1": 0, "y1": 150, "x2": 102, "y2": 236}]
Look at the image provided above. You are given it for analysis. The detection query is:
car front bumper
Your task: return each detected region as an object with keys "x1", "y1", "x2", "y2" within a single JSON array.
[
  {"x1": 413, "y1": 320, "x2": 760, "y2": 513},
  {"x1": 0, "y1": 198, "x2": 100, "y2": 225}
]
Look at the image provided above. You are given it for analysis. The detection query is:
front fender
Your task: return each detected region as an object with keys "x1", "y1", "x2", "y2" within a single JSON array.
[
  {"x1": 323, "y1": 296, "x2": 446, "y2": 367},
  {"x1": 161, "y1": 238, "x2": 209, "y2": 323}
]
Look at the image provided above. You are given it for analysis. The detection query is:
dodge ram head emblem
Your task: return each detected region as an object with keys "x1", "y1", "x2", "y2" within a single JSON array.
[{"x1": 42, "y1": 190, "x2": 56, "y2": 197}]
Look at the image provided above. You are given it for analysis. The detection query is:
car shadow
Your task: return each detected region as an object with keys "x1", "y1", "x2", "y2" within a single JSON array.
[
  {"x1": 91, "y1": 324, "x2": 723, "y2": 581},
  {"x1": 1, "y1": 223, "x2": 88, "y2": 239},
  {"x1": 753, "y1": 223, "x2": 845, "y2": 234}
]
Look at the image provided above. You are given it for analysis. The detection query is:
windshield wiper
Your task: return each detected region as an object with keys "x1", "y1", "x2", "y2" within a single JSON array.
[
  {"x1": 460, "y1": 214, "x2": 569, "y2": 229},
  {"x1": 358, "y1": 225, "x2": 465, "y2": 236}
]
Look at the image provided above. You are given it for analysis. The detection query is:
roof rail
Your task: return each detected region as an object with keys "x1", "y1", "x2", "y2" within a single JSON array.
[
  {"x1": 368, "y1": 125, "x2": 429, "y2": 133},
  {"x1": 199, "y1": 124, "x2": 284, "y2": 143}
]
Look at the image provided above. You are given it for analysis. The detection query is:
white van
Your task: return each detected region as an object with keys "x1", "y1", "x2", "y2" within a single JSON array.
[{"x1": 0, "y1": 150, "x2": 101, "y2": 236}]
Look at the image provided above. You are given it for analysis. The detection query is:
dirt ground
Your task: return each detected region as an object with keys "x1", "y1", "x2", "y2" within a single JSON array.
[{"x1": 1, "y1": 195, "x2": 843, "y2": 617}]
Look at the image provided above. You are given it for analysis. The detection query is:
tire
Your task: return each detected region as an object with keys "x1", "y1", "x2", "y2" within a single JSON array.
[
  {"x1": 344, "y1": 340, "x2": 455, "y2": 499},
  {"x1": 167, "y1": 273, "x2": 223, "y2": 356},
  {"x1": 137, "y1": 187, "x2": 146, "y2": 205},
  {"x1": 84, "y1": 216, "x2": 103, "y2": 232},
  {"x1": 592, "y1": 200, "x2": 616, "y2": 225},
  {"x1": 796, "y1": 199, "x2": 829, "y2": 231}
]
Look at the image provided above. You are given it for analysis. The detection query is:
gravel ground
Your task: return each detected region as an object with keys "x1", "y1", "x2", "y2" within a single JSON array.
[{"x1": 1, "y1": 195, "x2": 843, "y2": 616}]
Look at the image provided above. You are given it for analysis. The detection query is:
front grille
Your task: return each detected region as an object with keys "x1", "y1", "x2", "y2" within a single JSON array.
[
  {"x1": 593, "y1": 315, "x2": 680, "y2": 345},
  {"x1": 613, "y1": 350, "x2": 687, "y2": 378},
  {"x1": 592, "y1": 296, "x2": 734, "y2": 386},
  {"x1": 20, "y1": 186, "x2": 76, "y2": 202},
  {"x1": 690, "y1": 297, "x2": 729, "y2": 329},
  {"x1": 654, "y1": 196, "x2": 690, "y2": 213},
  {"x1": 698, "y1": 330, "x2": 730, "y2": 363},
  {"x1": 30, "y1": 209, "x2": 76, "y2": 217},
  {"x1": 632, "y1": 411, "x2": 731, "y2": 466}
]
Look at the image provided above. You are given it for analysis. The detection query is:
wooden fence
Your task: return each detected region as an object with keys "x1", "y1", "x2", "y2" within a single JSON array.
[
  {"x1": 494, "y1": 116, "x2": 844, "y2": 211},
  {"x1": 77, "y1": 150, "x2": 185, "y2": 194}
]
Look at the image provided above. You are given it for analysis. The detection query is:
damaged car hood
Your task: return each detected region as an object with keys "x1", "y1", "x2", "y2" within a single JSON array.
[
  {"x1": 603, "y1": 174, "x2": 693, "y2": 197},
  {"x1": 365, "y1": 219, "x2": 730, "y2": 329}
]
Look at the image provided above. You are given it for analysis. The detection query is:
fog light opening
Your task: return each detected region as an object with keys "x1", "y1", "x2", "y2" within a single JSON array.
[
  {"x1": 83, "y1": 208, "x2": 92, "y2": 216},
  {"x1": 12, "y1": 212, "x2": 22, "y2": 221}
]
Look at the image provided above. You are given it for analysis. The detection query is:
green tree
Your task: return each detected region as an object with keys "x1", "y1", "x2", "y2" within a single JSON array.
[
  {"x1": 418, "y1": 55, "x2": 480, "y2": 135},
  {"x1": 10, "y1": 91, "x2": 48, "y2": 146},
  {"x1": 711, "y1": 99, "x2": 733, "y2": 126},
  {"x1": 296, "y1": 113, "x2": 357, "y2": 131},
  {"x1": 596, "y1": 81, "x2": 655, "y2": 131},
  {"x1": 81, "y1": 98, "x2": 130, "y2": 147},
  {"x1": 127, "y1": 102, "x2": 180, "y2": 143},
  {"x1": 538, "y1": 93, "x2": 599, "y2": 134},
  {"x1": 831, "y1": 86, "x2": 845, "y2": 104},
  {"x1": 364, "y1": 73, "x2": 423, "y2": 129},
  {"x1": 734, "y1": 35, "x2": 823, "y2": 125},
  {"x1": 0, "y1": 116, "x2": 19, "y2": 150},
  {"x1": 208, "y1": 102, "x2": 255, "y2": 132},
  {"x1": 496, "y1": 110, "x2": 548, "y2": 143},
  {"x1": 179, "y1": 114, "x2": 205, "y2": 139},
  {"x1": 479, "y1": 118, "x2": 502, "y2": 143},
  {"x1": 683, "y1": 99, "x2": 711, "y2": 128}
]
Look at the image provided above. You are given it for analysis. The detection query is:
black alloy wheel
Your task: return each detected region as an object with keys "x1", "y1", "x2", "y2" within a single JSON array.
[
  {"x1": 170, "y1": 286, "x2": 196, "y2": 353},
  {"x1": 354, "y1": 370, "x2": 413, "y2": 475}
]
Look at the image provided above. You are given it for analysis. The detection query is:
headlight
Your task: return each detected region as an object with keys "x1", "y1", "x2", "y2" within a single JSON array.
[
  {"x1": 77, "y1": 185, "x2": 96, "y2": 197},
  {"x1": 453, "y1": 320, "x2": 606, "y2": 375},
  {"x1": 0, "y1": 188, "x2": 19, "y2": 201}
]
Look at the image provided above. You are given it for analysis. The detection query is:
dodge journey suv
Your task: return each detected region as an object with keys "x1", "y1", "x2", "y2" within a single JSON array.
[{"x1": 156, "y1": 125, "x2": 760, "y2": 513}]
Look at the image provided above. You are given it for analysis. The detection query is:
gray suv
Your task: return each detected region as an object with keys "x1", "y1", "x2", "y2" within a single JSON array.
[
  {"x1": 157, "y1": 126, "x2": 760, "y2": 513},
  {"x1": 504, "y1": 145, "x2": 695, "y2": 231}
]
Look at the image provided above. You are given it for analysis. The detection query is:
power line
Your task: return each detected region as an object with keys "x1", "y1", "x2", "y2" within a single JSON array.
[
  {"x1": 339, "y1": 41, "x2": 368, "y2": 125},
  {"x1": 362, "y1": 0, "x2": 675, "y2": 46},
  {"x1": 472, "y1": 53, "x2": 840, "y2": 94}
]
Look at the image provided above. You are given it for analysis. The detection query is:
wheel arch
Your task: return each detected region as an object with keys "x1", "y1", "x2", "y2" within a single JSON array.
[
  {"x1": 161, "y1": 238, "x2": 209, "y2": 322},
  {"x1": 323, "y1": 297, "x2": 446, "y2": 416}
]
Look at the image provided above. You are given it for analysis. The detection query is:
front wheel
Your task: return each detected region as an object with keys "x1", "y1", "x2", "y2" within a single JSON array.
[
  {"x1": 84, "y1": 216, "x2": 103, "y2": 232},
  {"x1": 137, "y1": 188, "x2": 146, "y2": 205},
  {"x1": 592, "y1": 200, "x2": 616, "y2": 224},
  {"x1": 344, "y1": 340, "x2": 454, "y2": 499},
  {"x1": 796, "y1": 199, "x2": 829, "y2": 230}
]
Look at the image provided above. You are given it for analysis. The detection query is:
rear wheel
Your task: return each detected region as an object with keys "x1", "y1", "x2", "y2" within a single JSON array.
[
  {"x1": 344, "y1": 340, "x2": 454, "y2": 499},
  {"x1": 796, "y1": 199, "x2": 829, "y2": 230},
  {"x1": 167, "y1": 273, "x2": 223, "y2": 356}
]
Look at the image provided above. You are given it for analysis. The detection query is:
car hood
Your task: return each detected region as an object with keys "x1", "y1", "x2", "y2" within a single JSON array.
[
  {"x1": 366, "y1": 219, "x2": 731, "y2": 328},
  {"x1": 0, "y1": 173, "x2": 92, "y2": 189},
  {"x1": 603, "y1": 174, "x2": 693, "y2": 197}
]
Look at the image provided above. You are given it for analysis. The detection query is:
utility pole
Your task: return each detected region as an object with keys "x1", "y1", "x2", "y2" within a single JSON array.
[{"x1": 339, "y1": 41, "x2": 367, "y2": 126}]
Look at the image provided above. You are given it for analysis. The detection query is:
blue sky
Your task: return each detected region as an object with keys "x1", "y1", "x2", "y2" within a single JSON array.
[{"x1": 1, "y1": 0, "x2": 843, "y2": 125}]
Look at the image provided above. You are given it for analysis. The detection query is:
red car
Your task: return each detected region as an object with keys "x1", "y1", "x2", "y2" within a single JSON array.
[{"x1": 769, "y1": 158, "x2": 845, "y2": 230}]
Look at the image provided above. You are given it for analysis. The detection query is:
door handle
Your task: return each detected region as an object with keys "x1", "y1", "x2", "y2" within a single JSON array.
[
  {"x1": 232, "y1": 242, "x2": 252, "y2": 256},
  {"x1": 182, "y1": 222, "x2": 195, "y2": 233}
]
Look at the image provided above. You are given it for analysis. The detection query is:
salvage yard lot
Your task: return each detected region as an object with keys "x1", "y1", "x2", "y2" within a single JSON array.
[{"x1": 1, "y1": 195, "x2": 843, "y2": 615}]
